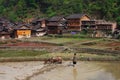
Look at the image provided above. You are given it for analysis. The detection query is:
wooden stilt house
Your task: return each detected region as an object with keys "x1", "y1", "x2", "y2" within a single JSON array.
[
  {"x1": 81, "y1": 20, "x2": 117, "y2": 37},
  {"x1": 14, "y1": 24, "x2": 32, "y2": 38},
  {"x1": 66, "y1": 14, "x2": 90, "y2": 32},
  {"x1": 47, "y1": 16, "x2": 67, "y2": 34},
  {"x1": 31, "y1": 18, "x2": 47, "y2": 36},
  {"x1": 0, "y1": 18, "x2": 14, "y2": 39}
]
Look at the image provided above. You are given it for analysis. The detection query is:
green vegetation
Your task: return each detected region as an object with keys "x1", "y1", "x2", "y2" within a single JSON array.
[
  {"x1": 0, "y1": 50, "x2": 119, "y2": 62},
  {"x1": 21, "y1": 35, "x2": 101, "y2": 45},
  {"x1": 0, "y1": 0, "x2": 120, "y2": 27},
  {"x1": 0, "y1": 37, "x2": 120, "y2": 62},
  {"x1": 0, "y1": 39, "x2": 21, "y2": 45},
  {"x1": 0, "y1": 50, "x2": 48, "y2": 57}
]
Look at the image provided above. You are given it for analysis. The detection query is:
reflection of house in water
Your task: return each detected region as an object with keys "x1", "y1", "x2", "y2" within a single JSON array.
[
  {"x1": 47, "y1": 16, "x2": 67, "y2": 34},
  {"x1": 81, "y1": 20, "x2": 117, "y2": 37},
  {"x1": 31, "y1": 18, "x2": 47, "y2": 36},
  {"x1": 73, "y1": 67, "x2": 78, "y2": 80}
]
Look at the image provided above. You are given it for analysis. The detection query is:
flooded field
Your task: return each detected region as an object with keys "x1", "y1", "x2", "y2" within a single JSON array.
[
  {"x1": 0, "y1": 61, "x2": 44, "y2": 80},
  {"x1": 0, "y1": 61, "x2": 120, "y2": 80}
]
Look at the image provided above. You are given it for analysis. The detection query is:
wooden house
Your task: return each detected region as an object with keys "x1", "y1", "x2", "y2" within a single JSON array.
[
  {"x1": 31, "y1": 25, "x2": 47, "y2": 37},
  {"x1": 31, "y1": 18, "x2": 47, "y2": 27},
  {"x1": 14, "y1": 24, "x2": 31, "y2": 38},
  {"x1": 66, "y1": 14, "x2": 90, "y2": 32},
  {"x1": 0, "y1": 18, "x2": 14, "y2": 39},
  {"x1": 81, "y1": 20, "x2": 117, "y2": 37},
  {"x1": 31, "y1": 18, "x2": 47, "y2": 36},
  {"x1": 112, "y1": 29, "x2": 120, "y2": 39},
  {"x1": 95, "y1": 20, "x2": 116, "y2": 37},
  {"x1": 0, "y1": 27, "x2": 11, "y2": 39},
  {"x1": 47, "y1": 16, "x2": 67, "y2": 34}
]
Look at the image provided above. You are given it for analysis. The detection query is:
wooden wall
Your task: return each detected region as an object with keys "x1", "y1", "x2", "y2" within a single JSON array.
[
  {"x1": 80, "y1": 16, "x2": 90, "y2": 21},
  {"x1": 16, "y1": 30, "x2": 31, "y2": 38}
]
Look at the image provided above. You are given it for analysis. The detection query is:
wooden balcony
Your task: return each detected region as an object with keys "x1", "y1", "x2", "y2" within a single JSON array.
[
  {"x1": 67, "y1": 23, "x2": 80, "y2": 27},
  {"x1": 81, "y1": 21, "x2": 96, "y2": 26}
]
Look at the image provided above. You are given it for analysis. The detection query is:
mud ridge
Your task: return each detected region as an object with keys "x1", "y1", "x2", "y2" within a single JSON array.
[{"x1": 17, "y1": 64, "x2": 62, "y2": 80}]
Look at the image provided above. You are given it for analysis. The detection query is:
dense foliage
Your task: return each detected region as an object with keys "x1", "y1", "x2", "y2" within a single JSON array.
[{"x1": 0, "y1": 0, "x2": 120, "y2": 25}]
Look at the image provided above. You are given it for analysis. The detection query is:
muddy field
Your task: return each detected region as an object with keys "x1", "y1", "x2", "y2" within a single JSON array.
[
  {"x1": 0, "y1": 61, "x2": 120, "y2": 80},
  {"x1": 0, "y1": 61, "x2": 44, "y2": 80},
  {"x1": 30, "y1": 61, "x2": 120, "y2": 80},
  {"x1": 105, "y1": 42, "x2": 120, "y2": 51}
]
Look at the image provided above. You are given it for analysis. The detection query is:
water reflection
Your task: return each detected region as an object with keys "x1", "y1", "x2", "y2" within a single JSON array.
[
  {"x1": 95, "y1": 62, "x2": 120, "y2": 80},
  {"x1": 88, "y1": 71, "x2": 115, "y2": 80},
  {"x1": 1, "y1": 61, "x2": 119, "y2": 80},
  {"x1": 73, "y1": 67, "x2": 77, "y2": 80}
]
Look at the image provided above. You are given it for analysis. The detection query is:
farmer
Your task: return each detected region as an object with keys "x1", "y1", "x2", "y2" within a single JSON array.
[{"x1": 72, "y1": 53, "x2": 77, "y2": 67}]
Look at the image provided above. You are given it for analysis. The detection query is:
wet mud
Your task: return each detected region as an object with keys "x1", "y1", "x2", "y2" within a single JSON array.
[{"x1": 0, "y1": 61, "x2": 120, "y2": 80}]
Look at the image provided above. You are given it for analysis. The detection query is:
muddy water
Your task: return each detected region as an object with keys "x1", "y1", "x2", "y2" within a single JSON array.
[
  {"x1": 30, "y1": 61, "x2": 120, "y2": 80},
  {"x1": 0, "y1": 61, "x2": 120, "y2": 80},
  {"x1": 0, "y1": 61, "x2": 44, "y2": 80}
]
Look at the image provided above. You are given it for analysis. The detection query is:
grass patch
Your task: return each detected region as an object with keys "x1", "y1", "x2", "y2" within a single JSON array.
[
  {"x1": 0, "y1": 51, "x2": 120, "y2": 61},
  {"x1": 20, "y1": 35, "x2": 101, "y2": 44},
  {"x1": 0, "y1": 39, "x2": 22, "y2": 45},
  {"x1": 38, "y1": 52, "x2": 119, "y2": 61},
  {"x1": 0, "y1": 41, "x2": 8, "y2": 45},
  {"x1": 0, "y1": 50, "x2": 48, "y2": 57}
]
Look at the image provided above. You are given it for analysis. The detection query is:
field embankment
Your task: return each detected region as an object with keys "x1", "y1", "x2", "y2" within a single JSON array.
[{"x1": 0, "y1": 36, "x2": 120, "y2": 62}]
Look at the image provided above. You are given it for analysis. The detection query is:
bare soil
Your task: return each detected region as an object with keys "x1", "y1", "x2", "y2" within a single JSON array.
[
  {"x1": 104, "y1": 42, "x2": 120, "y2": 51},
  {"x1": 105, "y1": 42, "x2": 120, "y2": 47}
]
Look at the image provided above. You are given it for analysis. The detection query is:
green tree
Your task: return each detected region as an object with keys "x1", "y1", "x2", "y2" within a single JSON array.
[
  {"x1": 8, "y1": 11, "x2": 19, "y2": 22},
  {"x1": 0, "y1": 0, "x2": 119, "y2": 23}
]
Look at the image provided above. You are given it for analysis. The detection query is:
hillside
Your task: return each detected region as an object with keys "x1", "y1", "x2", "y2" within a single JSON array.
[{"x1": 0, "y1": 0, "x2": 120, "y2": 26}]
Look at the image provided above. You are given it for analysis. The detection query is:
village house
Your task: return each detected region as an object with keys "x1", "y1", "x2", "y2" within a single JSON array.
[
  {"x1": 31, "y1": 18, "x2": 47, "y2": 36},
  {"x1": 112, "y1": 29, "x2": 120, "y2": 39},
  {"x1": 0, "y1": 18, "x2": 14, "y2": 39},
  {"x1": 66, "y1": 14, "x2": 90, "y2": 32},
  {"x1": 0, "y1": 26, "x2": 10, "y2": 39},
  {"x1": 14, "y1": 24, "x2": 32, "y2": 39},
  {"x1": 0, "y1": 15, "x2": 117, "y2": 39},
  {"x1": 47, "y1": 16, "x2": 67, "y2": 34},
  {"x1": 81, "y1": 20, "x2": 117, "y2": 37}
]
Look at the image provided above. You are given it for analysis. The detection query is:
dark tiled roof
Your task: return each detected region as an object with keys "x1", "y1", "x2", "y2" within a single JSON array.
[
  {"x1": 0, "y1": 26, "x2": 11, "y2": 34},
  {"x1": 37, "y1": 18, "x2": 47, "y2": 21},
  {"x1": 14, "y1": 24, "x2": 32, "y2": 30},
  {"x1": 0, "y1": 17, "x2": 15, "y2": 33},
  {"x1": 48, "y1": 16, "x2": 65, "y2": 22},
  {"x1": 66, "y1": 14, "x2": 88, "y2": 19},
  {"x1": 47, "y1": 22, "x2": 59, "y2": 26},
  {"x1": 32, "y1": 25, "x2": 40, "y2": 30},
  {"x1": 31, "y1": 18, "x2": 47, "y2": 23},
  {"x1": 0, "y1": 26, "x2": 3, "y2": 31},
  {"x1": 32, "y1": 25, "x2": 46, "y2": 31},
  {"x1": 0, "y1": 31, "x2": 10, "y2": 34}
]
